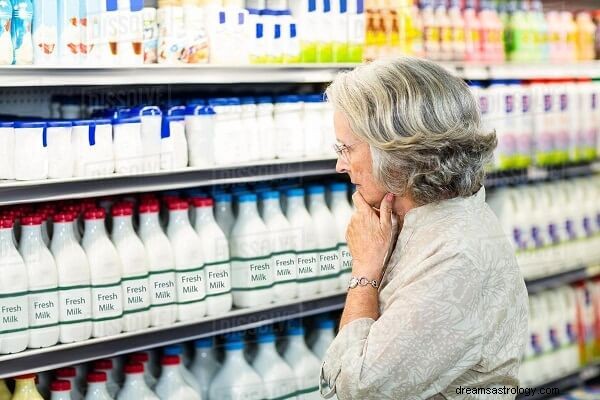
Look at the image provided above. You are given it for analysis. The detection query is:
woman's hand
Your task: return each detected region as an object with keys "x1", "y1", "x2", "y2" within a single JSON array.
[{"x1": 346, "y1": 192, "x2": 394, "y2": 280}]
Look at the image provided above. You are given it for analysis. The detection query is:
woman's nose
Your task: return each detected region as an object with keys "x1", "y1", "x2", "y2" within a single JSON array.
[{"x1": 336, "y1": 157, "x2": 349, "y2": 174}]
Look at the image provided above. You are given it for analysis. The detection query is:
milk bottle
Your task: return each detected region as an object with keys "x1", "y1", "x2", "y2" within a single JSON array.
[
  {"x1": 56, "y1": 368, "x2": 82, "y2": 400},
  {"x1": 11, "y1": 0, "x2": 34, "y2": 65},
  {"x1": 329, "y1": 183, "x2": 353, "y2": 288},
  {"x1": 190, "y1": 338, "x2": 220, "y2": 400},
  {"x1": 260, "y1": 190, "x2": 299, "y2": 302},
  {"x1": 166, "y1": 200, "x2": 207, "y2": 321},
  {"x1": 0, "y1": 218, "x2": 29, "y2": 354},
  {"x1": 163, "y1": 345, "x2": 201, "y2": 395},
  {"x1": 19, "y1": 215, "x2": 60, "y2": 349},
  {"x1": 116, "y1": 363, "x2": 158, "y2": 400},
  {"x1": 214, "y1": 193, "x2": 235, "y2": 238},
  {"x1": 0, "y1": 0, "x2": 13, "y2": 65},
  {"x1": 82, "y1": 208, "x2": 124, "y2": 338},
  {"x1": 0, "y1": 379, "x2": 10, "y2": 400},
  {"x1": 308, "y1": 186, "x2": 341, "y2": 293},
  {"x1": 134, "y1": 106, "x2": 163, "y2": 173},
  {"x1": 111, "y1": 204, "x2": 151, "y2": 332},
  {"x1": 32, "y1": 0, "x2": 59, "y2": 65},
  {"x1": 209, "y1": 332, "x2": 264, "y2": 400},
  {"x1": 285, "y1": 188, "x2": 320, "y2": 297},
  {"x1": 138, "y1": 202, "x2": 177, "y2": 327},
  {"x1": 84, "y1": 372, "x2": 112, "y2": 400},
  {"x1": 50, "y1": 380, "x2": 72, "y2": 400},
  {"x1": 161, "y1": 106, "x2": 188, "y2": 171},
  {"x1": 51, "y1": 212, "x2": 93, "y2": 343},
  {"x1": 0, "y1": 122, "x2": 15, "y2": 179},
  {"x1": 229, "y1": 193, "x2": 274, "y2": 308},
  {"x1": 283, "y1": 319, "x2": 321, "y2": 399},
  {"x1": 12, "y1": 374, "x2": 43, "y2": 400},
  {"x1": 155, "y1": 355, "x2": 200, "y2": 400},
  {"x1": 130, "y1": 352, "x2": 156, "y2": 389},
  {"x1": 310, "y1": 317, "x2": 335, "y2": 360},
  {"x1": 94, "y1": 359, "x2": 120, "y2": 398},
  {"x1": 186, "y1": 105, "x2": 216, "y2": 167},
  {"x1": 251, "y1": 325, "x2": 297, "y2": 400},
  {"x1": 192, "y1": 197, "x2": 232, "y2": 316}
]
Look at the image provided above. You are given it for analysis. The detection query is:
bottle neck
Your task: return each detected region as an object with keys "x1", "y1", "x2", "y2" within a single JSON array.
[
  {"x1": 124, "y1": 373, "x2": 145, "y2": 386},
  {"x1": 257, "y1": 340, "x2": 278, "y2": 356},
  {"x1": 14, "y1": 378, "x2": 39, "y2": 393},
  {"x1": 162, "y1": 365, "x2": 184, "y2": 380},
  {"x1": 286, "y1": 197, "x2": 306, "y2": 212},
  {"x1": 330, "y1": 192, "x2": 349, "y2": 207},
  {"x1": 139, "y1": 212, "x2": 161, "y2": 234},
  {"x1": 168, "y1": 210, "x2": 191, "y2": 228},
  {"x1": 224, "y1": 348, "x2": 246, "y2": 363},
  {"x1": 215, "y1": 201, "x2": 232, "y2": 215},
  {"x1": 0, "y1": 227, "x2": 15, "y2": 246},
  {"x1": 50, "y1": 392, "x2": 71, "y2": 400},
  {"x1": 84, "y1": 219, "x2": 108, "y2": 240},
  {"x1": 51, "y1": 222, "x2": 75, "y2": 247},
  {"x1": 238, "y1": 201, "x2": 259, "y2": 218},
  {"x1": 20, "y1": 225, "x2": 44, "y2": 245},
  {"x1": 287, "y1": 334, "x2": 307, "y2": 348},
  {"x1": 87, "y1": 382, "x2": 108, "y2": 394},
  {"x1": 194, "y1": 207, "x2": 216, "y2": 225},
  {"x1": 308, "y1": 193, "x2": 326, "y2": 209},
  {"x1": 262, "y1": 198, "x2": 284, "y2": 218}
]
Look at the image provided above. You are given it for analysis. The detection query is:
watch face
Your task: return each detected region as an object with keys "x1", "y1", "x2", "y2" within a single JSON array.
[{"x1": 348, "y1": 277, "x2": 359, "y2": 288}]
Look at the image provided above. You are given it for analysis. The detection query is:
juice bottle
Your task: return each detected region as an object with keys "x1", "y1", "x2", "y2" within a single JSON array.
[
  {"x1": 463, "y1": 0, "x2": 480, "y2": 62},
  {"x1": 421, "y1": 0, "x2": 439, "y2": 60},
  {"x1": 435, "y1": 0, "x2": 452, "y2": 61},
  {"x1": 448, "y1": 0, "x2": 465, "y2": 61}
]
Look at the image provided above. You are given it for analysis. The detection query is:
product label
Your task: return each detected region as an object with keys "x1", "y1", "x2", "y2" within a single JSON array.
[
  {"x1": 296, "y1": 251, "x2": 319, "y2": 282},
  {"x1": 149, "y1": 271, "x2": 176, "y2": 306},
  {"x1": 122, "y1": 275, "x2": 151, "y2": 313},
  {"x1": 338, "y1": 243, "x2": 353, "y2": 273},
  {"x1": 176, "y1": 268, "x2": 206, "y2": 304},
  {"x1": 272, "y1": 251, "x2": 297, "y2": 283},
  {"x1": 205, "y1": 261, "x2": 232, "y2": 296},
  {"x1": 29, "y1": 290, "x2": 59, "y2": 328},
  {"x1": 59, "y1": 286, "x2": 92, "y2": 323},
  {"x1": 319, "y1": 248, "x2": 340, "y2": 277},
  {"x1": 91, "y1": 283, "x2": 123, "y2": 321},
  {"x1": 0, "y1": 293, "x2": 28, "y2": 334},
  {"x1": 231, "y1": 256, "x2": 274, "y2": 291}
]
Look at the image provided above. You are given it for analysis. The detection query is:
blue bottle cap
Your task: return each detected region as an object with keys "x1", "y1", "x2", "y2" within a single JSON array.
[
  {"x1": 260, "y1": 190, "x2": 280, "y2": 200},
  {"x1": 329, "y1": 182, "x2": 348, "y2": 192},
  {"x1": 238, "y1": 193, "x2": 257, "y2": 203},
  {"x1": 275, "y1": 95, "x2": 302, "y2": 103},
  {"x1": 163, "y1": 344, "x2": 183, "y2": 355},
  {"x1": 255, "y1": 96, "x2": 273, "y2": 104},
  {"x1": 307, "y1": 185, "x2": 325, "y2": 194},
  {"x1": 194, "y1": 337, "x2": 214, "y2": 348},
  {"x1": 302, "y1": 94, "x2": 324, "y2": 103},
  {"x1": 214, "y1": 193, "x2": 232, "y2": 203},
  {"x1": 286, "y1": 188, "x2": 305, "y2": 197}
]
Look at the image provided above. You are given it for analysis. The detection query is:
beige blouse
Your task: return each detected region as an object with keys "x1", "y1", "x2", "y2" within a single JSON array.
[{"x1": 319, "y1": 187, "x2": 529, "y2": 399}]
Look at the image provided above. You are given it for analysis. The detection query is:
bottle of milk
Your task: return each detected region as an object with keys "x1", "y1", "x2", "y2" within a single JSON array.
[
  {"x1": 285, "y1": 188, "x2": 320, "y2": 298},
  {"x1": 19, "y1": 215, "x2": 60, "y2": 349},
  {"x1": 166, "y1": 200, "x2": 207, "y2": 321},
  {"x1": 12, "y1": 374, "x2": 43, "y2": 400},
  {"x1": 190, "y1": 338, "x2": 221, "y2": 400},
  {"x1": 229, "y1": 193, "x2": 274, "y2": 308},
  {"x1": 155, "y1": 355, "x2": 200, "y2": 400},
  {"x1": 129, "y1": 352, "x2": 157, "y2": 389},
  {"x1": 82, "y1": 208, "x2": 124, "y2": 338},
  {"x1": 214, "y1": 193, "x2": 235, "y2": 238},
  {"x1": 208, "y1": 332, "x2": 264, "y2": 400},
  {"x1": 192, "y1": 197, "x2": 232, "y2": 316},
  {"x1": 282, "y1": 319, "x2": 321, "y2": 399},
  {"x1": 0, "y1": 217, "x2": 29, "y2": 354},
  {"x1": 111, "y1": 204, "x2": 151, "y2": 332},
  {"x1": 329, "y1": 183, "x2": 353, "y2": 289},
  {"x1": 251, "y1": 325, "x2": 297, "y2": 400},
  {"x1": 84, "y1": 372, "x2": 112, "y2": 400},
  {"x1": 50, "y1": 380, "x2": 72, "y2": 400},
  {"x1": 307, "y1": 185, "x2": 341, "y2": 293},
  {"x1": 93, "y1": 359, "x2": 120, "y2": 398},
  {"x1": 310, "y1": 316, "x2": 336, "y2": 360},
  {"x1": 55, "y1": 368, "x2": 82, "y2": 400},
  {"x1": 163, "y1": 345, "x2": 201, "y2": 395},
  {"x1": 260, "y1": 190, "x2": 299, "y2": 302},
  {"x1": 11, "y1": 0, "x2": 34, "y2": 65},
  {"x1": 0, "y1": 0, "x2": 13, "y2": 65},
  {"x1": 50, "y1": 212, "x2": 93, "y2": 344},
  {"x1": 116, "y1": 363, "x2": 158, "y2": 400},
  {"x1": 138, "y1": 202, "x2": 177, "y2": 327}
]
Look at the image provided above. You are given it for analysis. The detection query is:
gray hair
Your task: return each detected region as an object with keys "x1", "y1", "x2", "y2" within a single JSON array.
[{"x1": 326, "y1": 57, "x2": 497, "y2": 206}]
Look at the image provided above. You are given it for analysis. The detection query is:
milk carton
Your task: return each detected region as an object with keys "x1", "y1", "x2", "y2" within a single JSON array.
[
  {"x1": 11, "y1": 0, "x2": 33, "y2": 64},
  {"x1": 118, "y1": 0, "x2": 144, "y2": 65},
  {"x1": 0, "y1": 0, "x2": 13, "y2": 65},
  {"x1": 57, "y1": 0, "x2": 79, "y2": 65},
  {"x1": 32, "y1": 0, "x2": 58, "y2": 64}
]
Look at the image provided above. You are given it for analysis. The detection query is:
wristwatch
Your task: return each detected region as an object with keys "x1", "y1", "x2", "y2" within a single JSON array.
[{"x1": 348, "y1": 276, "x2": 379, "y2": 289}]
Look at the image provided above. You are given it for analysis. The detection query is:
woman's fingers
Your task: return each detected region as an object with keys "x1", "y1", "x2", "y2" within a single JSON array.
[
  {"x1": 379, "y1": 193, "x2": 394, "y2": 233},
  {"x1": 351, "y1": 190, "x2": 371, "y2": 213}
]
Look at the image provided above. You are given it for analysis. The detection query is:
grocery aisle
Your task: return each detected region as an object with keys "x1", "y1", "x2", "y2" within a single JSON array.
[{"x1": 1, "y1": 0, "x2": 600, "y2": 399}]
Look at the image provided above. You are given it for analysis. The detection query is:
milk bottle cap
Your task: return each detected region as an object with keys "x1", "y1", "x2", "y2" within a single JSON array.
[
  {"x1": 224, "y1": 333, "x2": 245, "y2": 350},
  {"x1": 50, "y1": 380, "x2": 71, "y2": 392},
  {"x1": 56, "y1": 367, "x2": 77, "y2": 378},
  {"x1": 124, "y1": 363, "x2": 144, "y2": 374},
  {"x1": 21, "y1": 215, "x2": 42, "y2": 225},
  {"x1": 256, "y1": 325, "x2": 276, "y2": 343},
  {"x1": 161, "y1": 355, "x2": 181, "y2": 366},
  {"x1": 167, "y1": 200, "x2": 189, "y2": 211},
  {"x1": 255, "y1": 96, "x2": 273, "y2": 104},
  {"x1": 286, "y1": 188, "x2": 305, "y2": 197},
  {"x1": 111, "y1": 204, "x2": 134, "y2": 217},
  {"x1": 139, "y1": 203, "x2": 160, "y2": 213},
  {"x1": 316, "y1": 318, "x2": 335, "y2": 329},
  {"x1": 208, "y1": 98, "x2": 229, "y2": 107},
  {"x1": 260, "y1": 191, "x2": 280, "y2": 200},
  {"x1": 84, "y1": 208, "x2": 106, "y2": 220},
  {"x1": 274, "y1": 95, "x2": 302, "y2": 103},
  {"x1": 237, "y1": 193, "x2": 258, "y2": 202},
  {"x1": 240, "y1": 97, "x2": 256, "y2": 105},
  {"x1": 163, "y1": 344, "x2": 184, "y2": 356},
  {"x1": 129, "y1": 352, "x2": 150, "y2": 363},
  {"x1": 94, "y1": 359, "x2": 114, "y2": 370},
  {"x1": 302, "y1": 94, "x2": 324, "y2": 103},
  {"x1": 53, "y1": 213, "x2": 74, "y2": 223},
  {"x1": 214, "y1": 193, "x2": 232, "y2": 202},
  {"x1": 0, "y1": 218, "x2": 14, "y2": 228},
  {"x1": 192, "y1": 197, "x2": 214, "y2": 208},
  {"x1": 14, "y1": 374, "x2": 37, "y2": 380},
  {"x1": 194, "y1": 337, "x2": 214, "y2": 348},
  {"x1": 14, "y1": 121, "x2": 47, "y2": 129},
  {"x1": 329, "y1": 182, "x2": 348, "y2": 192},
  {"x1": 87, "y1": 372, "x2": 108, "y2": 383},
  {"x1": 285, "y1": 319, "x2": 304, "y2": 335},
  {"x1": 307, "y1": 185, "x2": 325, "y2": 194}
]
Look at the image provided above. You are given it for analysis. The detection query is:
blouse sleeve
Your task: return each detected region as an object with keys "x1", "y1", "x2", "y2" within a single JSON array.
[{"x1": 319, "y1": 252, "x2": 485, "y2": 400}]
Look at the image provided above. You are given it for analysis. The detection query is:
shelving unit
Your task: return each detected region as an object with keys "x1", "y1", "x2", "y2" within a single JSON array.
[
  {"x1": 0, "y1": 291, "x2": 347, "y2": 379},
  {"x1": 517, "y1": 364, "x2": 600, "y2": 400},
  {"x1": 525, "y1": 266, "x2": 592, "y2": 295}
]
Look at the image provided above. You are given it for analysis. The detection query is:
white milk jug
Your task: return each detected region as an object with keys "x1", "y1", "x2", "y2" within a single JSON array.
[
  {"x1": 50, "y1": 213, "x2": 93, "y2": 343},
  {"x1": 214, "y1": 193, "x2": 235, "y2": 238},
  {"x1": 50, "y1": 380, "x2": 72, "y2": 400},
  {"x1": 0, "y1": 122, "x2": 15, "y2": 179},
  {"x1": 155, "y1": 355, "x2": 200, "y2": 400},
  {"x1": 308, "y1": 185, "x2": 341, "y2": 293},
  {"x1": 285, "y1": 188, "x2": 320, "y2": 297},
  {"x1": 82, "y1": 208, "x2": 124, "y2": 338},
  {"x1": 192, "y1": 197, "x2": 232, "y2": 316},
  {"x1": 55, "y1": 367, "x2": 82, "y2": 400},
  {"x1": 129, "y1": 352, "x2": 157, "y2": 389},
  {"x1": 282, "y1": 320, "x2": 321, "y2": 400},
  {"x1": 229, "y1": 193, "x2": 274, "y2": 308},
  {"x1": 190, "y1": 338, "x2": 221, "y2": 400},
  {"x1": 116, "y1": 363, "x2": 158, "y2": 400},
  {"x1": 0, "y1": 218, "x2": 29, "y2": 354},
  {"x1": 113, "y1": 115, "x2": 144, "y2": 175},
  {"x1": 93, "y1": 359, "x2": 120, "y2": 398},
  {"x1": 161, "y1": 106, "x2": 188, "y2": 171},
  {"x1": 19, "y1": 215, "x2": 60, "y2": 349},
  {"x1": 310, "y1": 317, "x2": 335, "y2": 360},
  {"x1": 83, "y1": 372, "x2": 113, "y2": 400},
  {"x1": 260, "y1": 190, "x2": 299, "y2": 302},
  {"x1": 162, "y1": 345, "x2": 201, "y2": 395},
  {"x1": 252, "y1": 325, "x2": 297, "y2": 400},
  {"x1": 138, "y1": 202, "x2": 177, "y2": 327},
  {"x1": 329, "y1": 183, "x2": 353, "y2": 289},
  {"x1": 47, "y1": 120, "x2": 74, "y2": 179},
  {"x1": 135, "y1": 106, "x2": 163, "y2": 173},
  {"x1": 185, "y1": 105, "x2": 216, "y2": 167},
  {"x1": 166, "y1": 200, "x2": 207, "y2": 321},
  {"x1": 111, "y1": 204, "x2": 151, "y2": 332},
  {"x1": 208, "y1": 332, "x2": 264, "y2": 400}
]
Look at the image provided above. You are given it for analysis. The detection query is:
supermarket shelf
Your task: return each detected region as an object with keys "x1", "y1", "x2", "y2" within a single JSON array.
[
  {"x1": 0, "y1": 291, "x2": 347, "y2": 378},
  {"x1": 485, "y1": 162, "x2": 600, "y2": 188},
  {"x1": 0, "y1": 157, "x2": 338, "y2": 206},
  {"x1": 0, "y1": 61, "x2": 599, "y2": 87},
  {"x1": 517, "y1": 364, "x2": 600, "y2": 400},
  {"x1": 525, "y1": 266, "x2": 592, "y2": 295}
]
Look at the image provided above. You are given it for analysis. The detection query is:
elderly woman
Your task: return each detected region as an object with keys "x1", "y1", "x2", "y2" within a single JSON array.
[{"x1": 319, "y1": 57, "x2": 529, "y2": 399}]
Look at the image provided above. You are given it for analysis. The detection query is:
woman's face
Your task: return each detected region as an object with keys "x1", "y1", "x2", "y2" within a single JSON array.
[{"x1": 334, "y1": 111, "x2": 387, "y2": 207}]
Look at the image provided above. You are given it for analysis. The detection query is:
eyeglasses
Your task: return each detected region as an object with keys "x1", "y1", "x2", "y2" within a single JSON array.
[{"x1": 332, "y1": 142, "x2": 362, "y2": 163}]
